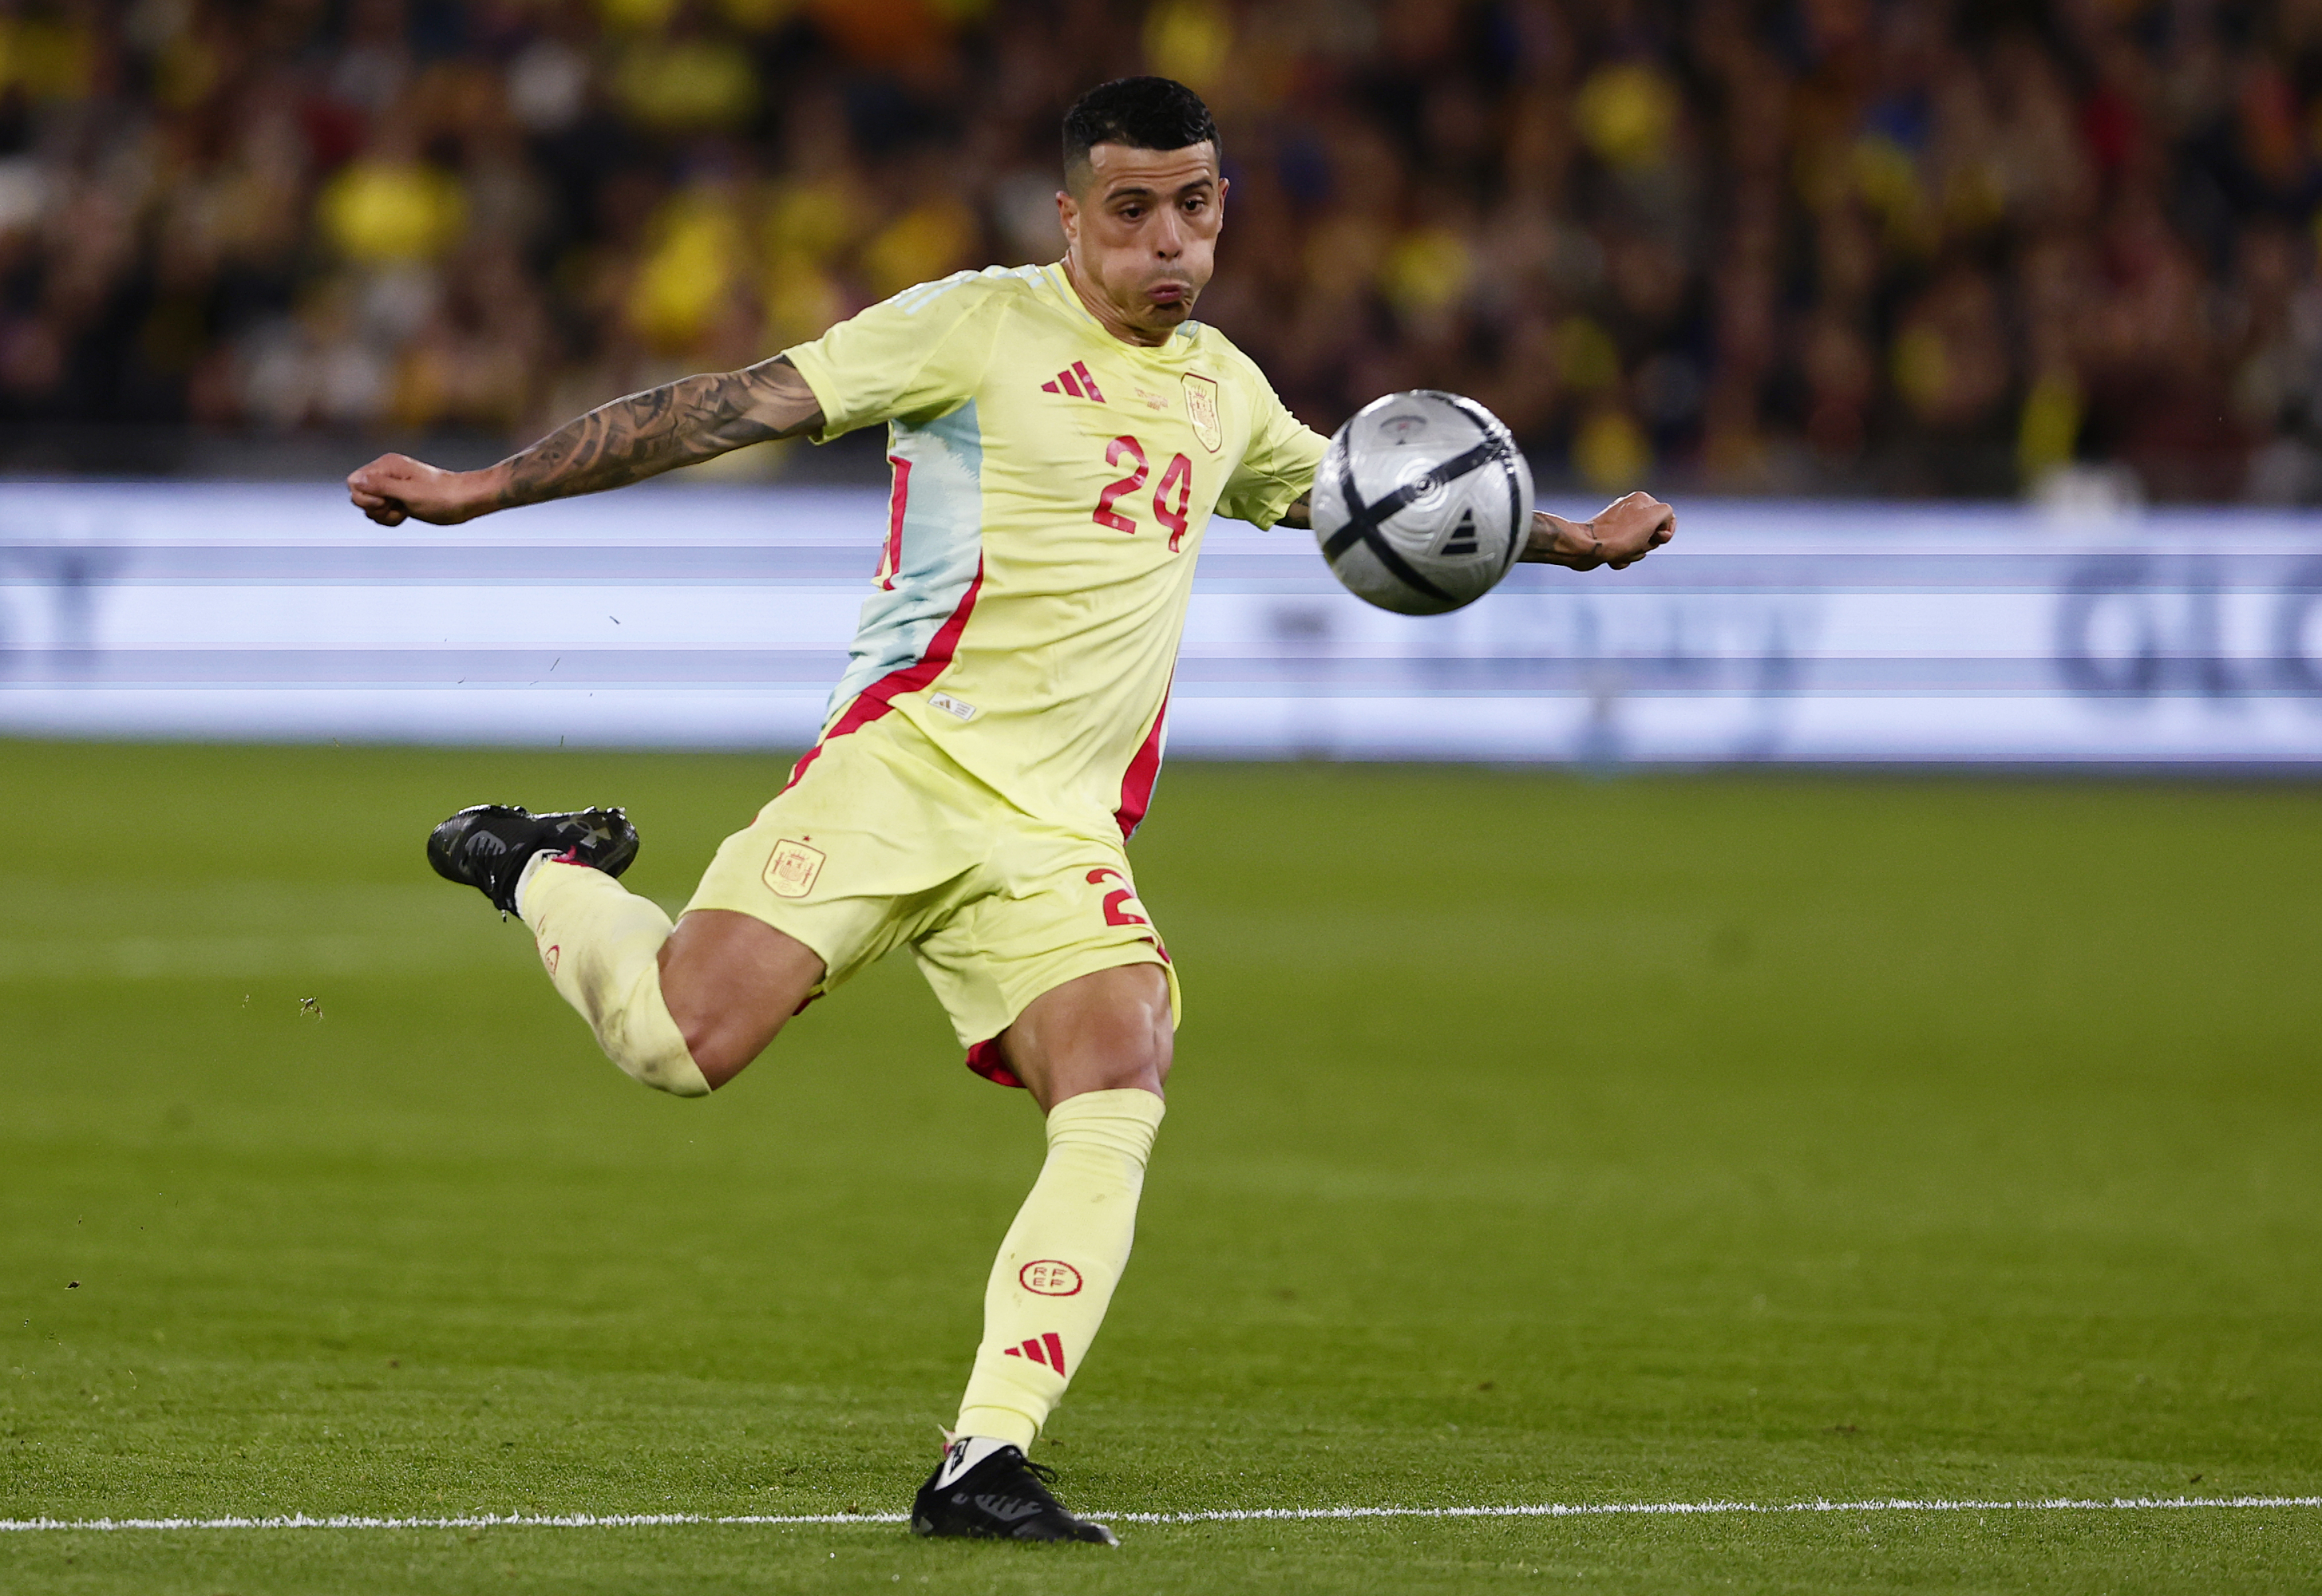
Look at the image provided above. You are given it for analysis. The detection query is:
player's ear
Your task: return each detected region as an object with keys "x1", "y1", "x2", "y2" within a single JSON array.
[{"x1": 1056, "y1": 188, "x2": 1080, "y2": 251}]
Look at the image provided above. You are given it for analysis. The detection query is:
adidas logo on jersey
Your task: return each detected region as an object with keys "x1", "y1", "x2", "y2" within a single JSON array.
[
  {"x1": 1040, "y1": 361, "x2": 1106, "y2": 403},
  {"x1": 1001, "y1": 1331, "x2": 1069, "y2": 1377}
]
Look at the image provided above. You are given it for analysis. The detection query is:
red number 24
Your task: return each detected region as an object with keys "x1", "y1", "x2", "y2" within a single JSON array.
[
  {"x1": 1092, "y1": 435, "x2": 1195, "y2": 551},
  {"x1": 1092, "y1": 437, "x2": 1146, "y2": 533}
]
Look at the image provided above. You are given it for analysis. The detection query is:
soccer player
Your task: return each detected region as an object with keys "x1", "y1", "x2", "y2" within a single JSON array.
[{"x1": 348, "y1": 77, "x2": 1674, "y2": 1543}]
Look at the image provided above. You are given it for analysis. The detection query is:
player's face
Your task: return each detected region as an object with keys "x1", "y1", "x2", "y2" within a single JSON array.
[{"x1": 1058, "y1": 142, "x2": 1227, "y2": 345}]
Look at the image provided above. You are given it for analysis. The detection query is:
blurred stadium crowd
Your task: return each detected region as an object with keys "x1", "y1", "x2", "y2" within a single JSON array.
[{"x1": 1, "y1": 0, "x2": 2319, "y2": 496}]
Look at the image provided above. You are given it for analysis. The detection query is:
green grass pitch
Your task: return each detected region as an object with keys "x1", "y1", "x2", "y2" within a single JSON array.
[{"x1": 2, "y1": 739, "x2": 2318, "y2": 1593}]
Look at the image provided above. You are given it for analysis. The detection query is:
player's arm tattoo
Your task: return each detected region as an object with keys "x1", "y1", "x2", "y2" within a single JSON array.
[
  {"x1": 1277, "y1": 495, "x2": 1311, "y2": 529},
  {"x1": 489, "y1": 357, "x2": 825, "y2": 509},
  {"x1": 1519, "y1": 511, "x2": 1605, "y2": 567}
]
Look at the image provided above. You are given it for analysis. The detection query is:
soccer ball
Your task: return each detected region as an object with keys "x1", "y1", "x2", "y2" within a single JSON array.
[{"x1": 1311, "y1": 389, "x2": 1536, "y2": 615}]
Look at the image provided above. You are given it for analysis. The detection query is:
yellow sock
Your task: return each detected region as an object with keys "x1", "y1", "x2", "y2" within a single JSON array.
[
  {"x1": 954, "y1": 1088, "x2": 1165, "y2": 1448},
  {"x1": 518, "y1": 859, "x2": 709, "y2": 1097}
]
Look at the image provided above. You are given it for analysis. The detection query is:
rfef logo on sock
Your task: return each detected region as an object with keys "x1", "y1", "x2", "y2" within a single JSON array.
[
  {"x1": 1019, "y1": 1260, "x2": 1082, "y2": 1297},
  {"x1": 541, "y1": 944, "x2": 560, "y2": 975},
  {"x1": 764, "y1": 839, "x2": 826, "y2": 899}
]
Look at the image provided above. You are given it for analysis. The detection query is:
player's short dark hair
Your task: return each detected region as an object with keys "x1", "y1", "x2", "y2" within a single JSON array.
[{"x1": 1062, "y1": 77, "x2": 1220, "y2": 184}]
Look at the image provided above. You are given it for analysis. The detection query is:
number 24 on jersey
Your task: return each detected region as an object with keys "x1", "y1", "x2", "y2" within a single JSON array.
[{"x1": 1092, "y1": 436, "x2": 1195, "y2": 551}]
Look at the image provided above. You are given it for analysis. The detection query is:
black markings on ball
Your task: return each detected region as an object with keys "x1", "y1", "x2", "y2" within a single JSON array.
[
  {"x1": 1326, "y1": 445, "x2": 1460, "y2": 605},
  {"x1": 1323, "y1": 393, "x2": 1530, "y2": 609}
]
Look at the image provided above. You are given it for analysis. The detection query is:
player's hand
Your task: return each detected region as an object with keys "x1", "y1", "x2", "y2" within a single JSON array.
[
  {"x1": 1578, "y1": 491, "x2": 1675, "y2": 570},
  {"x1": 1524, "y1": 492, "x2": 1675, "y2": 569},
  {"x1": 346, "y1": 454, "x2": 495, "y2": 526}
]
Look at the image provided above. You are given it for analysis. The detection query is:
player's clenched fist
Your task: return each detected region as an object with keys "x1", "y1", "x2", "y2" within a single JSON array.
[
  {"x1": 1521, "y1": 489, "x2": 1677, "y2": 570},
  {"x1": 1589, "y1": 491, "x2": 1676, "y2": 569},
  {"x1": 347, "y1": 454, "x2": 489, "y2": 527}
]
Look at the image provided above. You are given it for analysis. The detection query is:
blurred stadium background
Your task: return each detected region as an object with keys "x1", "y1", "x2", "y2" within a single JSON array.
[{"x1": 0, "y1": 0, "x2": 2318, "y2": 497}]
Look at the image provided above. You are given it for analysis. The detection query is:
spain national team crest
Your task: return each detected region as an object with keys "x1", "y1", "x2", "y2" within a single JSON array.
[
  {"x1": 1182, "y1": 373, "x2": 1221, "y2": 452},
  {"x1": 764, "y1": 839, "x2": 825, "y2": 899}
]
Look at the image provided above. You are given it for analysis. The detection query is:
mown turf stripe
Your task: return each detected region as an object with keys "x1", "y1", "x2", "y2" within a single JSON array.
[{"x1": 5, "y1": 1497, "x2": 2317, "y2": 1533}]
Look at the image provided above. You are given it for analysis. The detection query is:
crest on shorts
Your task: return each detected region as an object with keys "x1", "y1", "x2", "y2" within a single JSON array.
[
  {"x1": 764, "y1": 839, "x2": 826, "y2": 899},
  {"x1": 1182, "y1": 373, "x2": 1221, "y2": 452}
]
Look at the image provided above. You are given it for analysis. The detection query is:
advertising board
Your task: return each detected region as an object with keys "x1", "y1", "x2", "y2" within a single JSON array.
[{"x1": 2, "y1": 484, "x2": 2317, "y2": 766}]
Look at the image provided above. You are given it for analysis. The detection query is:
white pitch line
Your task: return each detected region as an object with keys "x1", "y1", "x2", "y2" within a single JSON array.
[
  {"x1": 3, "y1": 1497, "x2": 2316, "y2": 1534},
  {"x1": 1110, "y1": 1496, "x2": 2322, "y2": 1524}
]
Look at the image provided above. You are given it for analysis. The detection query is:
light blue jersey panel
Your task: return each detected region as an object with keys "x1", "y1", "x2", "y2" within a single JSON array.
[{"x1": 825, "y1": 399, "x2": 984, "y2": 719}]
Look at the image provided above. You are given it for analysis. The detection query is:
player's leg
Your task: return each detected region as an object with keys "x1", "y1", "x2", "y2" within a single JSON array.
[
  {"x1": 951, "y1": 961, "x2": 1170, "y2": 1436},
  {"x1": 913, "y1": 964, "x2": 1172, "y2": 1544},
  {"x1": 427, "y1": 724, "x2": 976, "y2": 1094},
  {"x1": 429, "y1": 803, "x2": 827, "y2": 1092},
  {"x1": 526, "y1": 866, "x2": 825, "y2": 1090},
  {"x1": 910, "y1": 842, "x2": 1180, "y2": 1543}
]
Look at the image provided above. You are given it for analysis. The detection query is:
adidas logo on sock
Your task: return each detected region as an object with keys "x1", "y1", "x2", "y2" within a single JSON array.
[
  {"x1": 1001, "y1": 1331, "x2": 1068, "y2": 1377},
  {"x1": 1039, "y1": 361, "x2": 1106, "y2": 403}
]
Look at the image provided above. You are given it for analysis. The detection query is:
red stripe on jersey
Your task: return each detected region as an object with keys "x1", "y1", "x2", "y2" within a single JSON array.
[
  {"x1": 1058, "y1": 367, "x2": 1085, "y2": 399},
  {"x1": 781, "y1": 556, "x2": 985, "y2": 793},
  {"x1": 878, "y1": 456, "x2": 912, "y2": 591},
  {"x1": 1072, "y1": 361, "x2": 1106, "y2": 403},
  {"x1": 1040, "y1": 379, "x2": 1059, "y2": 393},
  {"x1": 1042, "y1": 1333, "x2": 1068, "y2": 1376},
  {"x1": 1113, "y1": 677, "x2": 1172, "y2": 840}
]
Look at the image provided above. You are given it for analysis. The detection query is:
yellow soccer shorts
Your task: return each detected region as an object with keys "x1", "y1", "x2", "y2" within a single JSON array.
[{"x1": 685, "y1": 713, "x2": 1180, "y2": 1087}]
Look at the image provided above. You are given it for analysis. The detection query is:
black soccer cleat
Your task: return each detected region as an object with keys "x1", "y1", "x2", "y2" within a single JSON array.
[
  {"x1": 911, "y1": 1440, "x2": 1118, "y2": 1545},
  {"x1": 425, "y1": 804, "x2": 639, "y2": 915}
]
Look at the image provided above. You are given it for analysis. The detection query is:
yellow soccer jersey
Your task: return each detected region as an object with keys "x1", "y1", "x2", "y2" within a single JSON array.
[{"x1": 782, "y1": 262, "x2": 1327, "y2": 838}]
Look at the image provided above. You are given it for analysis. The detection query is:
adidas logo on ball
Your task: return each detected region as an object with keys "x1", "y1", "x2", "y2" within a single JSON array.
[{"x1": 1312, "y1": 390, "x2": 1535, "y2": 616}]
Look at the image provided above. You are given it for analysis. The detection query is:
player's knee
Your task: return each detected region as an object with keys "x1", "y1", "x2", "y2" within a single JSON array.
[
  {"x1": 1126, "y1": 1041, "x2": 1171, "y2": 1097},
  {"x1": 655, "y1": 911, "x2": 825, "y2": 1091},
  {"x1": 1078, "y1": 972, "x2": 1175, "y2": 1096},
  {"x1": 1003, "y1": 962, "x2": 1173, "y2": 1108},
  {"x1": 669, "y1": 1001, "x2": 781, "y2": 1090},
  {"x1": 1085, "y1": 1028, "x2": 1170, "y2": 1097},
  {"x1": 1130, "y1": 1006, "x2": 1173, "y2": 1092},
  {"x1": 659, "y1": 962, "x2": 793, "y2": 1088}
]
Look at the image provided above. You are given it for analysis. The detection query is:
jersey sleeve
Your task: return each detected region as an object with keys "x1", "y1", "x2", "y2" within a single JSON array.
[
  {"x1": 1216, "y1": 365, "x2": 1331, "y2": 529},
  {"x1": 782, "y1": 272, "x2": 1006, "y2": 442}
]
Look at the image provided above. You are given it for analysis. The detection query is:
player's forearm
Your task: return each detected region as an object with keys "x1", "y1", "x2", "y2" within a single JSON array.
[
  {"x1": 1276, "y1": 492, "x2": 1666, "y2": 570},
  {"x1": 1520, "y1": 512, "x2": 1607, "y2": 567},
  {"x1": 1283, "y1": 500, "x2": 1616, "y2": 564},
  {"x1": 485, "y1": 358, "x2": 821, "y2": 512}
]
